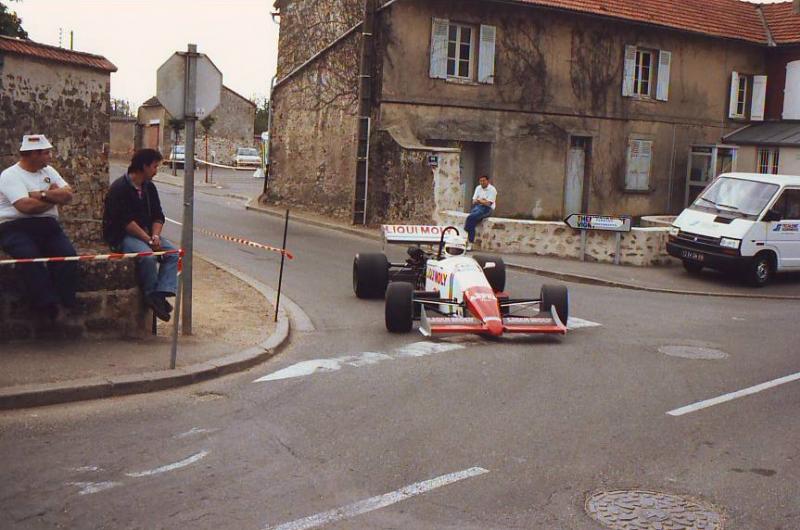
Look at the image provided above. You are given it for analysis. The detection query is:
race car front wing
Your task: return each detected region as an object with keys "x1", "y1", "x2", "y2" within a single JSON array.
[{"x1": 419, "y1": 304, "x2": 567, "y2": 337}]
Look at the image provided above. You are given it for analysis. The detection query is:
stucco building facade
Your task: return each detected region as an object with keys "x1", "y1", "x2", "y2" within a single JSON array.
[{"x1": 267, "y1": 0, "x2": 800, "y2": 225}]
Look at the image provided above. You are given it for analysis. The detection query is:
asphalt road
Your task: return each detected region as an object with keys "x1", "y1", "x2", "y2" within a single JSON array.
[{"x1": 1, "y1": 175, "x2": 798, "y2": 529}]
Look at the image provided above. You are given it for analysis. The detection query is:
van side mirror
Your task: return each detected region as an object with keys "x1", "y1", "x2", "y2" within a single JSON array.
[{"x1": 763, "y1": 209, "x2": 782, "y2": 222}]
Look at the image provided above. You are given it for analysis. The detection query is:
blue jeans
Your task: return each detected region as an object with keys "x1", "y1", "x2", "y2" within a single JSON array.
[
  {"x1": 120, "y1": 235, "x2": 178, "y2": 296},
  {"x1": 0, "y1": 217, "x2": 77, "y2": 308},
  {"x1": 464, "y1": 205, "x2": 493, "y2": 243}
]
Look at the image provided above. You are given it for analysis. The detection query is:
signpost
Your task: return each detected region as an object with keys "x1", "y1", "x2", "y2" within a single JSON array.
[
  {"x1": 157, "y1": 45, "x2": 222, "y2": 335},
  {"x1": 564, "y1": 213, "x2": 632, "y2": 265}
]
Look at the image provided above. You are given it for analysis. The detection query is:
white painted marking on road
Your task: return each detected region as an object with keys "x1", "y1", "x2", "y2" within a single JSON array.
[
  {"x1": 394, "y1": 341, "x2": 465, "y2": 357},
  {"x1": 667, "y1": 371, "x2": 800, "y2": 416},
  {"x1": 566, "y1": 317, "x2": 602, "y2": 330},
  {"x1": 166, "y1": 216, "x2": 182, "y2": 226},
  {"x1": 264, "y1": 467, "x2": 489, "y2": 530},
  {"x1": 71, "y1": 465, "x2": 101, "y2": 472},
  {"x1": 175, "y1": 427, "x2": 217, "y2": 439},
  {"x1": 68, "y1": 481, "x2": 122, "y2": 495},
  {"x1": 255, "y1": 357, "x2": 357, "y2": 382},
  {"x1": 346, "y1": 352, "x2": 393, "y2": 367},
  {"x1": 125, "y1": 450, "x2": 210, "y2": 478}
]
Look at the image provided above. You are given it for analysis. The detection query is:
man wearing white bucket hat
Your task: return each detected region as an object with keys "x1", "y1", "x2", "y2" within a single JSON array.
[{"x1": 0, "y1": 134, "x2": 77, "y2": 320}]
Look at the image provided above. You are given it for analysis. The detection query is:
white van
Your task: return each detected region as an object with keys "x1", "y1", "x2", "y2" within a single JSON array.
[{"x1": 667, "y1": 172, "x2": 800, "y2": 286}]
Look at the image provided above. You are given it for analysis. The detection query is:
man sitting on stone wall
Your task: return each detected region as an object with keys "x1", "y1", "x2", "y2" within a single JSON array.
[
  {"x1": 0, "y1": 134, "x2": 77, "y2": 320},
  {"x1": 103, "y1": 149, "x2": 178, "y2": 322},
  {"x1": 464, "y1": 175, "x2": 497, "y2": 250}
]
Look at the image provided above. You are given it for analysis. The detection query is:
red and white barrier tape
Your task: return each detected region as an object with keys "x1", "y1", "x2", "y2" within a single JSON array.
[
  {"x1": 196, "y1": 228, "x2": 294, "y2": 259},
  {"x1": 0, "y1": 249, "x2": 184, "y2": 266}
]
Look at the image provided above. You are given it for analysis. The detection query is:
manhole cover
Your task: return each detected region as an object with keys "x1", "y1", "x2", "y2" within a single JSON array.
[
  {"x1": 586, "y1": 490, "x2": 723, "y2": 529},
  {"x1": 659, "y1": 345, "x2": 728, "y2": 360}
]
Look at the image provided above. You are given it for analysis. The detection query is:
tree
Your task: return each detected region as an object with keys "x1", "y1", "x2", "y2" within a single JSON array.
[
  {"x1": 1, "y1": 1, "x2": 28, "y2": 39},
  {"x1": 253, "y1": 96, "x2": 269, "y2": 135},
  {"x1": 110, "y1": 98, "x2": 134, "y2": 118}
]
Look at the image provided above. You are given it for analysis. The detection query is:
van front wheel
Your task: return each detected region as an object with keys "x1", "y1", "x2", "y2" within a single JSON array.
[{"x1": 748, "y1": 254, "x2": 773, "y2": 287}]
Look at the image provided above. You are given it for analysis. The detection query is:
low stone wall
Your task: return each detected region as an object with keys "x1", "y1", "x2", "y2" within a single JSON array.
[
  {"x1": 440, "y1": 211, "x2": 672, "y2": 266},
  {"x1": 640, "y1": 215, "x2": 677, "y2": 228},
  {"x1": 0, "y1": 247, "x2": 149, "y2": 342}
]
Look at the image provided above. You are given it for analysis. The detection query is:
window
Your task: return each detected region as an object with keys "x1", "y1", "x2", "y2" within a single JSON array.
[
  {"x1": 625, "y1": 138, "x2": 653, "y2": 191},
  {"x1": 686, "y1": 145, "x2": 739, "y2": 206},
  {"x1": 623, "y1": 46, "x2": 671, "y2": 101},
  {"x1": 757, "y1": 148, "x2": 780, "y2": 175},
  {"x1": 430, "y1": 19, "x2": 496, "y2": 84},
  {"x1": 634, "y1": 50, "x2": 654, "y2": 97},
  {"x1": 447, "y1": 24, "x2": 473, "y2": 79},
  {"x1": 770, "y1": 189, "x2": 800, "y2": 220},
  {"x1": 729, "y1": 72, "x2": 767, "y2": 121}
]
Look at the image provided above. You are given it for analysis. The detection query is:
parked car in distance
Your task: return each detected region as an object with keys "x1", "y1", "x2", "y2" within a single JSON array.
[
  {"x1": 166, "y1": 145, "x2": 186, "y2": 168},
  {"x1": 234, "y1": 147, "x2": 261, "y2": 168}
]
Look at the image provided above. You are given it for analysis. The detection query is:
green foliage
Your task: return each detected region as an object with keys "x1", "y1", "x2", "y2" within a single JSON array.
[
  {"x1": 253, "y1": 96, "x2": 269, "y2": 134},
  {"x1": 200, "y1": 115, "x2": 216, "y2": 134},
  {"x1": 0, "y1": 1, "x2": 28, "y2": 39},
  {"x1": 110, "y1": 98, "x2": 134, "y2": 118}
]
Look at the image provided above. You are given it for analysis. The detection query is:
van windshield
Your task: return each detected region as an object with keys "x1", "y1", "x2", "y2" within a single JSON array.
[{"x1": 691, "y1": 177, "x2": 779, "y2": 219}]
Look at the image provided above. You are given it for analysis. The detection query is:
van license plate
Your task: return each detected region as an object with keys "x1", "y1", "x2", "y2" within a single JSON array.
[{"x1": 681, "y1": 250, "x2": 704, "y2": 262}]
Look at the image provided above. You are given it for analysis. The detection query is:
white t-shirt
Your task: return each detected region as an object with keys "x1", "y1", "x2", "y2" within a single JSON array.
[
  {"x1": 472, "y1": 183, "x2": 497, "y2": 210},
  {"x1": 0, "y1": 163, "x2": 68, "y2": 224}
]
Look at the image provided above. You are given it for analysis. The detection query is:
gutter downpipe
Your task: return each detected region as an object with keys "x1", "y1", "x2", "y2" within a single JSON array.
[{"x1": 263, "y1": 74, "x2": 277, "y2": 196}]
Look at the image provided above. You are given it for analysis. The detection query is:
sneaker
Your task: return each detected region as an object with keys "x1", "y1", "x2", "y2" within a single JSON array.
[
  {"x1": 146, "y1": 293, "x2": 171, "y2": 322},
  {"x1": 156, "y1": 292, "x2": 174, "y2": 312}
]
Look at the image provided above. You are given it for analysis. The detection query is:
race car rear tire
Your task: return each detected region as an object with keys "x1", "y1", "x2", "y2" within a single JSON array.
[
  {"x1": 385, "y1": 282, "x2": 414, "y2": 333},
  {"x1": 541, "y1": 284, "x2": 569, "y2": 325},
  {"x1": 353, "y1": 253, "x2": 389, "y2": 298},
  {"x1": 473, "y1": 254, "x2": 506, "y2": 292}
]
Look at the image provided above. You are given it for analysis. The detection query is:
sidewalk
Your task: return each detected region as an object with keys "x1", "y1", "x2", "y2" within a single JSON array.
[
  {"x1": 246, "y1": 199, "x2": 800, "y2": 300},
  {"x1": 0, "y1": 257, "x2": 288, "y2": 410}
]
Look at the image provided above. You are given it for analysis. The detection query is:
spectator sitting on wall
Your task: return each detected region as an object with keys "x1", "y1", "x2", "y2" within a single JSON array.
[
  {"x1": 464, "y1": 175, "x2": 497, "y2": 250},
  {"x1": 0, "y1": 134, "x2": 77, "y2": 321},
  {"x1": 103, "y1": 149, "x2": 178, "y2": 322}
]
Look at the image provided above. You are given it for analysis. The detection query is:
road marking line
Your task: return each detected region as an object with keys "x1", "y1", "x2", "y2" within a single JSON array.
[
  {"x1": 264, "y1": 467, "x2": 489, "y2": 530},
  {"x1": 667, "y1": 372, "x2": 800, "y2": 416},
  {"x1": 166, "y1": 216, "x2": 182, "y2": 226},
  {"x1": 125, "y1": 450, "x2": 210, "y2": 478},
  {"x1": 175, "y1": 427, "x2": 217, "y2": 439},
  {"x1": 566, "y1": 317, "x2": 601, "y2": 330},
  {"x1": 68, "y1": 481, "x2": 122, "y2": 495},
  {"x1": 394, "y1": 341, "x2": 465, "y2": 357}
]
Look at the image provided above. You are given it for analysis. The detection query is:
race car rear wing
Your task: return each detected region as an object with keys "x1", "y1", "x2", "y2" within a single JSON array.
[{"x1": 382, "y1": 225, "x2": 450, "y2": 249}]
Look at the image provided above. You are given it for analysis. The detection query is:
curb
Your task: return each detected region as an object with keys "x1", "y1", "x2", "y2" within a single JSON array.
[
  {"x1": 0, "y1": 257, "x2": 294, "y2": 411},
  {"x1": 245, "y1": 199, "x2": 382, "y2": 242}
]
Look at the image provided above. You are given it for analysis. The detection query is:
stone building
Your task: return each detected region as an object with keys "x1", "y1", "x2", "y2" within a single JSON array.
[
  {"x1": 267, "y1": 0, "x2": 800, "y2": 225},
  {"x1": 136, "y1": 86, "x2": 256, "y2": 165},
  {"x1": 110, "y1": 116, "x2": 136, "y2": 159}
]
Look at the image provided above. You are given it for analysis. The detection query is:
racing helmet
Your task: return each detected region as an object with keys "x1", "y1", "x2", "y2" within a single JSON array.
[{"x1": 442, "y1": 235, "x2": 468, "y2": 257}]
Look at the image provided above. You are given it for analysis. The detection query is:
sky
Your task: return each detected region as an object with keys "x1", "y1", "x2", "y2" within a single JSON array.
[{"x1": 11, "y1": 0, "x2": 279, "y2": 108}]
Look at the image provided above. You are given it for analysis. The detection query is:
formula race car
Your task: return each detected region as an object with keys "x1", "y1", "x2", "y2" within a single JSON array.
[{"x1": 353, "y1": 225, "x2": 569, "y2": 337}]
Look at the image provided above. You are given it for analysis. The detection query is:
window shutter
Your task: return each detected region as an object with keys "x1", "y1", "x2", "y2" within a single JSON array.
[
  {"x1": 478, "y1": 24, "x2": 497, "y2": 84},
  {"x1": 429, "y1": 18, "x2": 449, "y2": 80},
  {"x1": 751, "y1": 75, "x2": 767, "y2": 121},
  {"x1": 729, "y1": 71, "x2": 740, "y2": 118},
  {"x1": 656, "y1": 50, "x2": 671, "y2": 101},
  {"x1": 622, "y1": 45, "x2": 637, "y2": 96}
]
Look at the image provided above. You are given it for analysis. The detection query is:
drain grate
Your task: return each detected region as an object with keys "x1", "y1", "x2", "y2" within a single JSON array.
[
  {"x1": 659, "y1": 345, "x2": 728, "y2": 360},
  {"x1": 586, "y1": 490, "x2": 723, "y2": 529}
]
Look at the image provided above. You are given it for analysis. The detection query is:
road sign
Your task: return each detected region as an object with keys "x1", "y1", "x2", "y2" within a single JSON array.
[
  {"x1": 157, "y1": 52, "x2": 222, "y2": 119},
  {"x1": 564, "y1": 213, "x2": 632, "y2": 233}
]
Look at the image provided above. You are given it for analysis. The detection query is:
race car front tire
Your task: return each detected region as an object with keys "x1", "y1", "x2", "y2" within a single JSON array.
[
  {"x1": 353, "y1": 253, "x2": 389, "y2": 298},
  {"x1": 473, "y1": 254, "x2": 506, "y2": 292},
  {"x1": 385, "y1": 282, "x2": 414, "y2": 333},
  {"x1": 541, "y1": 284, "x2": 569, "y2": 325}
]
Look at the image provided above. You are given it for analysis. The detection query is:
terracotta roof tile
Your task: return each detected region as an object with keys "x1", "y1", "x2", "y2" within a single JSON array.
[
  {"x1": 0, "y1": 35, "x2": 117, "y2": 72},
  {"x1": 762, "y1": 2, "x2": 800, "y2": 44},
  {"x1": 513, "y1": 0, "x2": 768, "y2": 43}
]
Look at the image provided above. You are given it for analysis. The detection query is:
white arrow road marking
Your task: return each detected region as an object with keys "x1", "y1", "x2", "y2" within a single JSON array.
[
  {"x1": 264, "y1": 467, "x2": 489, "y2": 530},
  {"x1": 566, "y1": 317, "x2": 601, "y2": 330},
  {"x1": 68, "y1": 481, "x2": 122, "y2": 495},
  {"x1": 254, "y1": 342, "x2": 466, "y2": 383},
  {"x1": 667, "y1": 371, "x2": 800, "y2": 416},
  {"x1": 125, "y1": 450, "x2": 210, "y2": 478}
]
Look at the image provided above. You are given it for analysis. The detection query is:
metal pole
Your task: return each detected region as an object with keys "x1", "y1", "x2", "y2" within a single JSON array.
[
  {"x1": 204, "y1": 134, "x2": 209, "y2": 184},
  {"x1": 580, "y1": 229, "x2": 587, "y2": 262},
  {"x1": 274, "y1": 209, "x2": 290, "y2": 323},
  {"x1": 170, "y1": 270, "x2": 183, "y2": 369},
  {"x1": 181, "y1": 43, "x2": 198, "y2": 336},
  {"x1": 263, "y1": 75, "x2": 277, "y2": 196},
  {"x1": 614, "y1": 232, "x2": 621, "y2": 265}
]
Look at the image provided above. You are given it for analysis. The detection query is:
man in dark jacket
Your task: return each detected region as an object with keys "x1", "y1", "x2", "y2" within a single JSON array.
[{"x1": 103, "y1": 149, "x2": 177, "y2": 321}]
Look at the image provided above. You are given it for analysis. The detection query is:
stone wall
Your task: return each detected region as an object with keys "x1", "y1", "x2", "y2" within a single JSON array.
[
  {"x1": 440, "y1": 211, "x2": 672, "y2": 266},
  {"x1": 110, "y1": 116, "x2": 136, "y2": 158},
  {"x1": 0, "y1": 53, "x2": 111, "y2": 241}
]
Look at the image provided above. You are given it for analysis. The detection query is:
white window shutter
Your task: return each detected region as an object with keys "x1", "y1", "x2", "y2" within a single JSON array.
[
  {"x1": 478, "y1": 24, "x2": 497, "y2": 84},
  {"x1": 429, "y1": 18, "x2": 449, "y2": 80},
  {"x1": 656, "y1": 50, "x2": 671, "y2": 101},
  {"x1": 751, "y1": 75, "x2": 767, "y2": 121},
  {"x1": 622, "y1": 45, "x2": 637, "y2": 97},
  {"x1": 729, "y1": 71, "x2": 740, "y2": 118}
]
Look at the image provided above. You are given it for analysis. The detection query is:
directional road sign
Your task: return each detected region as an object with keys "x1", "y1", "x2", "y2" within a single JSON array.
[
  {"x1": 157, "y1": 52, "x2": 222, "y2": 119},
  {"x1": 564, "y1": 213, "x2": 632, "y2": 233}
]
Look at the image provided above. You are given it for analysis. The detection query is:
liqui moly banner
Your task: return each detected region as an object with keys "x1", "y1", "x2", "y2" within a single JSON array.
[{"x1": 382, "y1": 225, "x2": 448, "y2": 244}]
